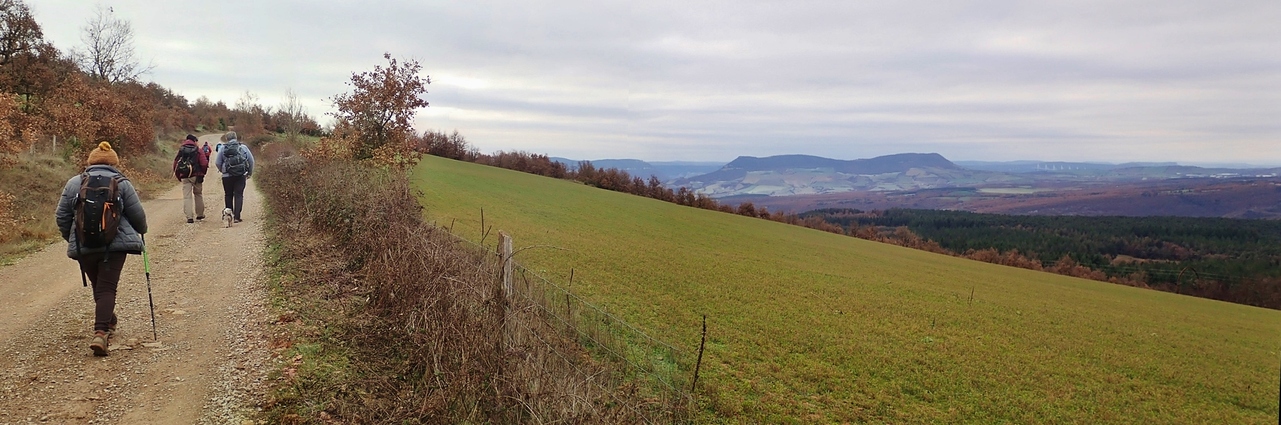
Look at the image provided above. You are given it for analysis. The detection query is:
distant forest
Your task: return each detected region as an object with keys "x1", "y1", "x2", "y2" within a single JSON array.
[{"x1": 804, "y1": 208, "x2": 1281, "y2": 308}]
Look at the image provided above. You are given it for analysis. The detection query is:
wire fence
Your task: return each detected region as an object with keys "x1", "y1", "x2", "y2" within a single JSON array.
[{"x1": 449, "y1": 231, "x2": 693, "y2": 423}]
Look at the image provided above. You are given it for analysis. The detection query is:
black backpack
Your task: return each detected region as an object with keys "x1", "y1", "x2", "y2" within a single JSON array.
[
  {"x1": 222, "y1": 141, "x2": 249, "y2": 176},
  {"x1": 175, "y1": 144, "x2": 200, "y2": 179},
  {"x1": 75, "y1": 172, "x2": 124, "y2": 249}
]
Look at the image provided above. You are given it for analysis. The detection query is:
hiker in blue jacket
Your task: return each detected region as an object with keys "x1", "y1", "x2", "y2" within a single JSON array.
[
  {"x1": 215, "y1": 131, "x2": 254, "y2": 223},
  {"x1": 55, "y1": 142, "x2": 148, "y2": 356}
]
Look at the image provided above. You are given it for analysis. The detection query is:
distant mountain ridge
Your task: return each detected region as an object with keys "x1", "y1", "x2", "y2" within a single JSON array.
[
  {"x1": 550, "y1": 153, "x2": 1281, "y2": 201},
  {"x1": 673, "y1": 153, "x2": 1281, "y2": 198},
  {"x1": 675, "y1": 153, "x2": 998, "y2": 197}
]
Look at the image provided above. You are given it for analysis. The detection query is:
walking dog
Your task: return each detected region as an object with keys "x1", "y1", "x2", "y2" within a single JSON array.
[{"x1": 222, "y1": 207, "x2": 234, "y2": 228}]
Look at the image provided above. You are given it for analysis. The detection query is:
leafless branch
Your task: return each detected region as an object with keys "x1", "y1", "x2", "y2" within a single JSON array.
[
  {"x1": 279, "y1": 88, "x2": 306, "y2": 141},
  {"x1": 74, "y1": 4, "x2": 153, "y2": 83}
]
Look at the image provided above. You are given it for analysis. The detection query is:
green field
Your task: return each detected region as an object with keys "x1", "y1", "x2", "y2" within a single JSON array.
[{"x1": 412, "y1": 155, "x2": 1281, "y2": 423}]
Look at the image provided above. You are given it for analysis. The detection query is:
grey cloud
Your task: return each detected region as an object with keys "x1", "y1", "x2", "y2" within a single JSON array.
[{"x1": 30, "y1": 0, "x2": 1281, "y2": 164}]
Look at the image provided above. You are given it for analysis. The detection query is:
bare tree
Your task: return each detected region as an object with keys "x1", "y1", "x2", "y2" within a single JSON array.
[
  {"x1": 278, "y1": 88, "x2": 306, "y2": 141},
  {"x1": 235, "y1": 91, "x2": 259, "y2": 112},
  {"x1": 74, "y1": 5, "x2": 152, "y2": 83},
  {"x1": 232, "y1": 90, "x2": 266, "y2": 138}
]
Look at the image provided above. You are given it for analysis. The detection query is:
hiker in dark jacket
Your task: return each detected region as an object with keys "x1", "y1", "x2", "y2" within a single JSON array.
[
  {"x1": 215, "y1": 131, "x2": 254, "y2": 223},
  {"x1": 55, "y1": 142, "x2": 148, "y2": 356},
  {"x1": 172, "y1": 134, "x2": 210, "y2": 223}
]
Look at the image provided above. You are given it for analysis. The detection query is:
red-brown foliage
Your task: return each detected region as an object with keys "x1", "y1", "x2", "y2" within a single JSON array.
[
  {"x1": 416, "y1": 129, "x2": 478, "y2": 161},
  {"x1": 476, "y1": 150, "x2": 567, "y2": 179},
  {"x1": 328, "y1": 53, "x2": 429, "y2": 164}
]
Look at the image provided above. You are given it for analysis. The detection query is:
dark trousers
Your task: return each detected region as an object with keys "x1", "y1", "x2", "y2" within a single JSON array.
[
  {"x1": 78, "y1": 252, "x2": 126, "y2": 332},
  {"x1": 222, "y1": 175, "x2": 247, "y2": 219}
]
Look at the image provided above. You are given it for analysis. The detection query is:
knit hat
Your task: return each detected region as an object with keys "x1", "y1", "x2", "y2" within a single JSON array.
[
  {"x1": 87, "y1": 142, "x2": 120, "y2": 167},
  {"x1": 186, "y1": 134, "x2": 198, "y2": 142}
]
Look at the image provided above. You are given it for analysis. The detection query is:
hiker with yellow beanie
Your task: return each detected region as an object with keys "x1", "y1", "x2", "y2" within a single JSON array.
[{"x1": 54, "y1": 142, "x2": 148, "y2": 357}]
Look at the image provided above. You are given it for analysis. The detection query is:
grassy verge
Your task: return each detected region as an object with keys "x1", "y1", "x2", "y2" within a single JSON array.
[
  {"x1": 257, "y1": 215, "x2": 359, "y2": 424},
  {"x1": 412, "y1": 154, "x2": 1281, "y2": 423},
  {"x1": 256, "y1": 144, "x2": 661, "y2": 422},
  {"x1": 0, "y1": 153, "x2": 80, "y2": 263}
]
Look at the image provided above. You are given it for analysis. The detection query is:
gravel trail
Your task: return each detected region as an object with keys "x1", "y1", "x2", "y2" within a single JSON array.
[{"x1": 0, "y1": 134, "x2": 272, "y2": 425}]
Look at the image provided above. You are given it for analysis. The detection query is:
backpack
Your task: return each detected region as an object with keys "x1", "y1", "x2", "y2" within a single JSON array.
[
  {"x1": 75, "y1": 172, "x2": 124, "y2": 249},
  {"x1": 175, "y1": 144, "x2": 200, "y2": 179},
  {"x1": 222, "y1": 141, "x2": 249, "y2": 176}
]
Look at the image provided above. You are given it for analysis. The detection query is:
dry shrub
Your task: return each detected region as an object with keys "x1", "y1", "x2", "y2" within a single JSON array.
[
  {"x1": 249, "y1": 133, "x2": 276, "y2": 148},
  {"x1": 303, "y1": 123, "x2": 355, "y2": 163},
  {"x1": 0, "y1": 94, "x2": 23, "y2": 164},
  {"x1": 0, "y1": 191, "x2": 19, "y2": 244},
  {"x1": 259, "y1": 157, "x2": 656, "y2": 423},
  {"x1": 258, "y1": 141, "x2": 298, "y2": 163}
]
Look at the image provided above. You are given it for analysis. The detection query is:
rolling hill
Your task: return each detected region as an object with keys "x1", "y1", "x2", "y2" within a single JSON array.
[
  {"x1": 412, "y1": 155, "x2": 1280, "y2": 423},
  {"x1": 674, "y1": 153, "x2": 1021, "y2": 197}
]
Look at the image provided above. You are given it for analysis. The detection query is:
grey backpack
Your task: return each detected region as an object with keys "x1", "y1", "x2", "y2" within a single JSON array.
[{"x1": 222, "y1": 141, "x2": 249, "y2": 176}]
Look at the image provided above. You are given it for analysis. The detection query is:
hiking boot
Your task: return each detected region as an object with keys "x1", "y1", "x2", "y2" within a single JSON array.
[
  {"x1": 234, "y1": 218, "x2": 243, "y2": 223},
  {"x1": 187, "y1": 218, "x2": 194, "y2": 223},
  {"x1": 90, "y1": 331, "x2": 109, "y2": 357},
  {"x1": 196, "y1": 215, "x2": 206, "y2": 221}
]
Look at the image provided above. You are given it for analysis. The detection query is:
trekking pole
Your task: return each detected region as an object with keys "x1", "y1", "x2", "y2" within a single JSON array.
[{"x1": 142, "y1": 235, "x2": 158, "y2": 341}]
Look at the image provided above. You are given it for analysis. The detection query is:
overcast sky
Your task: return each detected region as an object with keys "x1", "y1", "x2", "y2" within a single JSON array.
[{"x1": 31, "y1": 0, "x2": 1281, "y2": 166}]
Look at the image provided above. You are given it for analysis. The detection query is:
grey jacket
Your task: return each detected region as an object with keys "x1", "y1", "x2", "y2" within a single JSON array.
[
  {"x1": 215, "y1": 140, "x2": 254, "y2": 178},
  {"x1": 55, "y1": 165, "x2": 148, "y2": 259}
]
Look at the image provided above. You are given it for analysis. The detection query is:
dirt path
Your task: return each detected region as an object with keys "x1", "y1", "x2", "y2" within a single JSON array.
[{"x1": 0, "y1": 134, "x2": 272, "y2": 424}]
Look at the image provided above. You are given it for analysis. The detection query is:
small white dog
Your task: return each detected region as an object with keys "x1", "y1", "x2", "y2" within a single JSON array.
[{"x1": 222, "y1": 207, "x2": 234, "y2": 228}]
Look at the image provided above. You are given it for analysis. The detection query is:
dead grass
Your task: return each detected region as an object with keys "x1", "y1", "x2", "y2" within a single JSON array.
[
  {"x1": 0, "y1": 137, "x2": 182, "y2": 264},
  {"x1": 0, "y1": 152, "x2": 83, "y2": 262},
  {"x1": 256, "y1": 151, "x2": 662, "y2": 423}
]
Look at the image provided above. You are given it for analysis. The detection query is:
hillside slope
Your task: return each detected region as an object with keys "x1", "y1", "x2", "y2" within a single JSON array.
[{"x1": 412, "y1": 155, "x2": 1280, "y2": 423}]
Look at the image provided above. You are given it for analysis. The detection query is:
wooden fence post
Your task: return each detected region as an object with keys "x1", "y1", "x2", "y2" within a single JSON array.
[
  {"x1": 495, "y1": 232, "x2": 513, "y2": 353},
  {"x1": 500, "y1": 232, "x2": 513, "y2": 301},
  {"x1": 691, "y1": 315, "x2": 707, "y2": 394}
]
